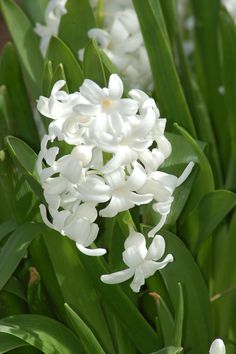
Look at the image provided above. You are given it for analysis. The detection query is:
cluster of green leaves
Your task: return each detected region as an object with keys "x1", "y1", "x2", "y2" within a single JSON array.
[{"x1": 0, "y1": 0, "x2": 236, "y2": 353}]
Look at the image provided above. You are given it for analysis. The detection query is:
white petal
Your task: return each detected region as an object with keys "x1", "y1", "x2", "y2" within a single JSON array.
[
  {"x1": 130, "y1": 267, "x2": 145, "y2": 293},
  {"x1": 64, "y1": 217, "x2": 90, "y2": 242},
  {"x1": 44, "y1": 192, "x2": 61, "y2": 210},
  {"x1": 148, "y1": 215, "x2": 167, "y2": 238},
  {"x1": 146, "y1": 235, "x2": 166, "y2": 261},
  {"x1": 209, "y1": 339, "x2": 226, "y2": 354},
  {"x1": 76, "y1": 203, "x2": 98, "y2": 223},
  {"x1": 108, "y1": 74, "x2": 124, "y2": 99},
  {"x1": 104, "y1": 168, "x2": 125, "y2": 190},
  {"x1": 43, "y1": 176, "x2": 68, "y2": 195},
  {"x1": 88, "y1": 28, "x2": 111, "y2": 48},
  {"x1": 142, "y1": 255, "x2": 173, "y2": 278},
  {"x1": 117, "y1": 98, "x2": 138, "y2": 116},
  {"x1": 126, "y1": 191, "x2": 153, "y2": 205},
  {"x1": 177, "y1": 161, "x2": 195, "y2": 187},
  {"x1": 39, "y1": 204, "x2": 54, "y2": 229},
  {"x1": 37, "y1": 96, "x2": 50, "y2": 117},
  {"x1": 99, "y1": 196, "x2": 133, "y2": 218},
  {"x1": 51, "y1": 80, "x2": 66, "y2": 95},
  {"x1": 77, "y1": 244, "x2": 106, "y2": 256},
  {"x1": 102, "y1": 147, "x2": 138, "y2": 174},
  {"x1": 126, "y1": 162, "x2": 147, "y2": 191},
  {"x1": 74, "y1": 103, "x2": 101, "y2": 116},
  {"x1": 101, "y1": 268, "x2": 134, "y2": 284},
  {"x1": 80, "y1": 79, "x2": 106, "y2": 104},
  {"x1": 123, "y1": 246, "x2": 146, "y2": 268}
]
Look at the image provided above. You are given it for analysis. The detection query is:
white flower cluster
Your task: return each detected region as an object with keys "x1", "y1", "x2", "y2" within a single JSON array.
[
  {"x1": 80, "y1": 0, "x2": 153, "y2": 91},
  {"x1": 35, "y1": 0, "x2": 67, "y2": 56},
  {"x1": 37, "y1": 74, "x2": 193, "y2": 291}
]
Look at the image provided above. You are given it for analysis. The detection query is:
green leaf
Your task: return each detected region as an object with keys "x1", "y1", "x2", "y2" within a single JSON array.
[
  {"x1": 6, "y1": 136, "x2": 43, "y2": 201},
  {"x1": 3, "y1": 276, "x2": 26, "y2": 302},
  {"x1": 0, "y1": 219, "x2": 17, "y2": 243},
  {"x1": 219, "y1": 9, "x2": 236, "y2": 178},
  {"x1": 0, "y1": 333, "x2": 28, "y2": 353},
  {"x1": 46, "y1": 36, "x2": 84, "y2": 91},
  {"x1": 174, "y1": 284, "x2": 184, "y2": 348},
  {"x1": 0, "y1": 222, "x2": 44, "y2": 291},
  {"x1": 160, "y1": 231, "x2": 212, "y2": 354},
  {"x1": 0, "y1": 314, "x2": 84, "y2": 354},
  {"x1": 65, "y1": 303, "x2": 106, "y2": 354},
  {"x1": 155, "y1": 294, "x2": 175, "y2": 347},
  {"x1": 42, "y1": 230, "x2": 116, "y2": 354},
  {"x1": 59, "y1": 0, "x2": 96, "y2": 56},
  {"x1": 174, "y1": 124, "x2": 214, "y2": 217},
  {"x1": 132, "y1": 0, "x2": 196, "y2": 136},
  {"x1": 152, "y1": 347, "x2": 182, "y2": 354},
  {"x1": 0, "y1": 42, "x2": 39, "y2": 149},
  {"x1": 1, "y1": 0, "x2": 43, "y2": 99},
  {"x1": 185, "y1": 190, "x2": 236, "y2": 253},
  {"x1": 191, "y1": 0, "x2": 229, "y2": 168},
  {"x1": 83, "y1": 39, "x2": 107, "y2": 86},
  {"x1": 159, "y1": 0, "x2": 222, "y2": 186},
  {"x1": 20, "y1": 0, "x2": 48, "y2": 24},
  {"x1": 78, "y1": 252, "x2": 160, "y2": 354}
]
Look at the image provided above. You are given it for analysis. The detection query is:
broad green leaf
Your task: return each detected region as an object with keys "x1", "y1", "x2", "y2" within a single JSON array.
[
  {"x1": 0, "y1": 333, "x2": 28, "y2": 353},
  {"x1": 59, "y1": 0, "x2": 96, "y2": 56},
  {"x1": 220, "y1": 10, "x2": 236, "y2": 179},
  {"x1": 132, "y1": 0, "x2": 196, "y2": 136},
  {"x1": 6, "y1": 136, "x2": 43, "y2": 201},
  {"x1": 43, "y1": 230, "x2": 116, "y2": 354},
  {"x1": 160, "y1": 231, "x2": 212, "y2": 354},
  {"x1": 0, "y1": 222, "x2": 44, "y2": 290},
  {"x1": 0, "y1": 219, "x2": 17, "y2": 243},
  {"x1": 46, "y1": 36, "x2": 84, "y2": 91},
  {"x1": 1, "y1": 0, "x2": 43, "y2": 99},
  {"x1": 159, "y1": 0, "x2": 222, "y2": 186},
  {"x1": 4, "y1": 276, "x2": 26, "y2": 301},
  {"x1": 83, "y1": 39, "x2": 107, "y2": 87},
  {"x1": 174, "y1": 124, "x2": 214, "y2": 218},
  {"x1": 191, "y1": 0, "x2": 229, "y2": 168},
  {"x1": 79, "y1": 252, "x2": 160, "y2": 354},
  {"x1": 27, "y1": 267, "x2": 55, "y2": 317},
  {"x1": 65, "y1": 303, "x2": 106, "y2": 354},
  {"x1": 185, "y1": 190, "x2": 236, "y2": 253},
  {"x1": 0, "y1": 314, "x2": 84, "y2": 354},
  {"x1": 20, "y1": 0, "x2": 48, "y2": 24},
  {"x1": 0, "y1": 42, "x2": 39, "y2": 149}
]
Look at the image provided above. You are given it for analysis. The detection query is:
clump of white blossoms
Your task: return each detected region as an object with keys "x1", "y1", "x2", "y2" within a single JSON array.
[
  {"x1": 80, "y1": 0, "x2": 153, "y2": 91},
  {"x1": 37, "y1": 73, "x2": 193, "y2": 290},
  {"x1": 35, "y1": 0, "x2": 67, "y2": 56}
]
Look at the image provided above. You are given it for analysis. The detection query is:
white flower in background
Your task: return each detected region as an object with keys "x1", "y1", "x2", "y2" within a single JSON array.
[
  {"x1": 35, "y1": 0, "x2": 67, "y2": 56},
  {"x1": 37, "y1": 74, "x2": 193, "y2": 261},
  {"x1": 101, "y1": 228, "x2": 173, "y2": 292},
  {"x1": 209, "y1": 339, "x2": 226, "y2": 354},
  {"x1": 81, "y1": 3, "x2": 153, "y2": 91},
  {"x1": 223, "y1": 0, "x2": 236, "y2": 20}
]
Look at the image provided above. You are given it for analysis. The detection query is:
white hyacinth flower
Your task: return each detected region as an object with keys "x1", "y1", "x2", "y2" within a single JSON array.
[
  {"x1": 209, "y1": 339, "x2": 226, "y2": 354},
  {"x1": 223, "y1": 0, "x2": 236, "y2": 20},
  {"x1": 81, "y1": 3, "x2": 152, "y2": 91},
  {"x1": 40, "y1": 203, "x2": 106, "y2": 256},
  {"x1": 35, "y1": 0, "x2": 67, "y2": 56},
  {"x1": 101, "y1": 228, "x2": 173, "y2": 292},
  {"x1": 37, "y1": 74, "x2": 193, "y2": 260}
]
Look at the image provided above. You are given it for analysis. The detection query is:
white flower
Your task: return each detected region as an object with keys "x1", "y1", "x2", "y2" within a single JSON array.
[
  {"x1": 101, "y1": 228, "x2": 173, "y2": 292},
  {"x1": 40, "y1": 203, "x2": 106, "y2": 256},
  {"x1": 82, "y1": 5, "x2": 153, "y2": 91},
  {"x1": 138, "y1": 162, "x2": 195, "y2": 237},
  {"x1": 209, "y1": 339, "x2": 226, "y2": 354},
  {"x1": 223, "y1": 0, "x2": 236, "y2": 20},
  {"x1": 37, "y1": 80, "x2": 90, "y2": 144},
  {"x1": 35, "y1": 0, "x2": 67, "y2": 56}
]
